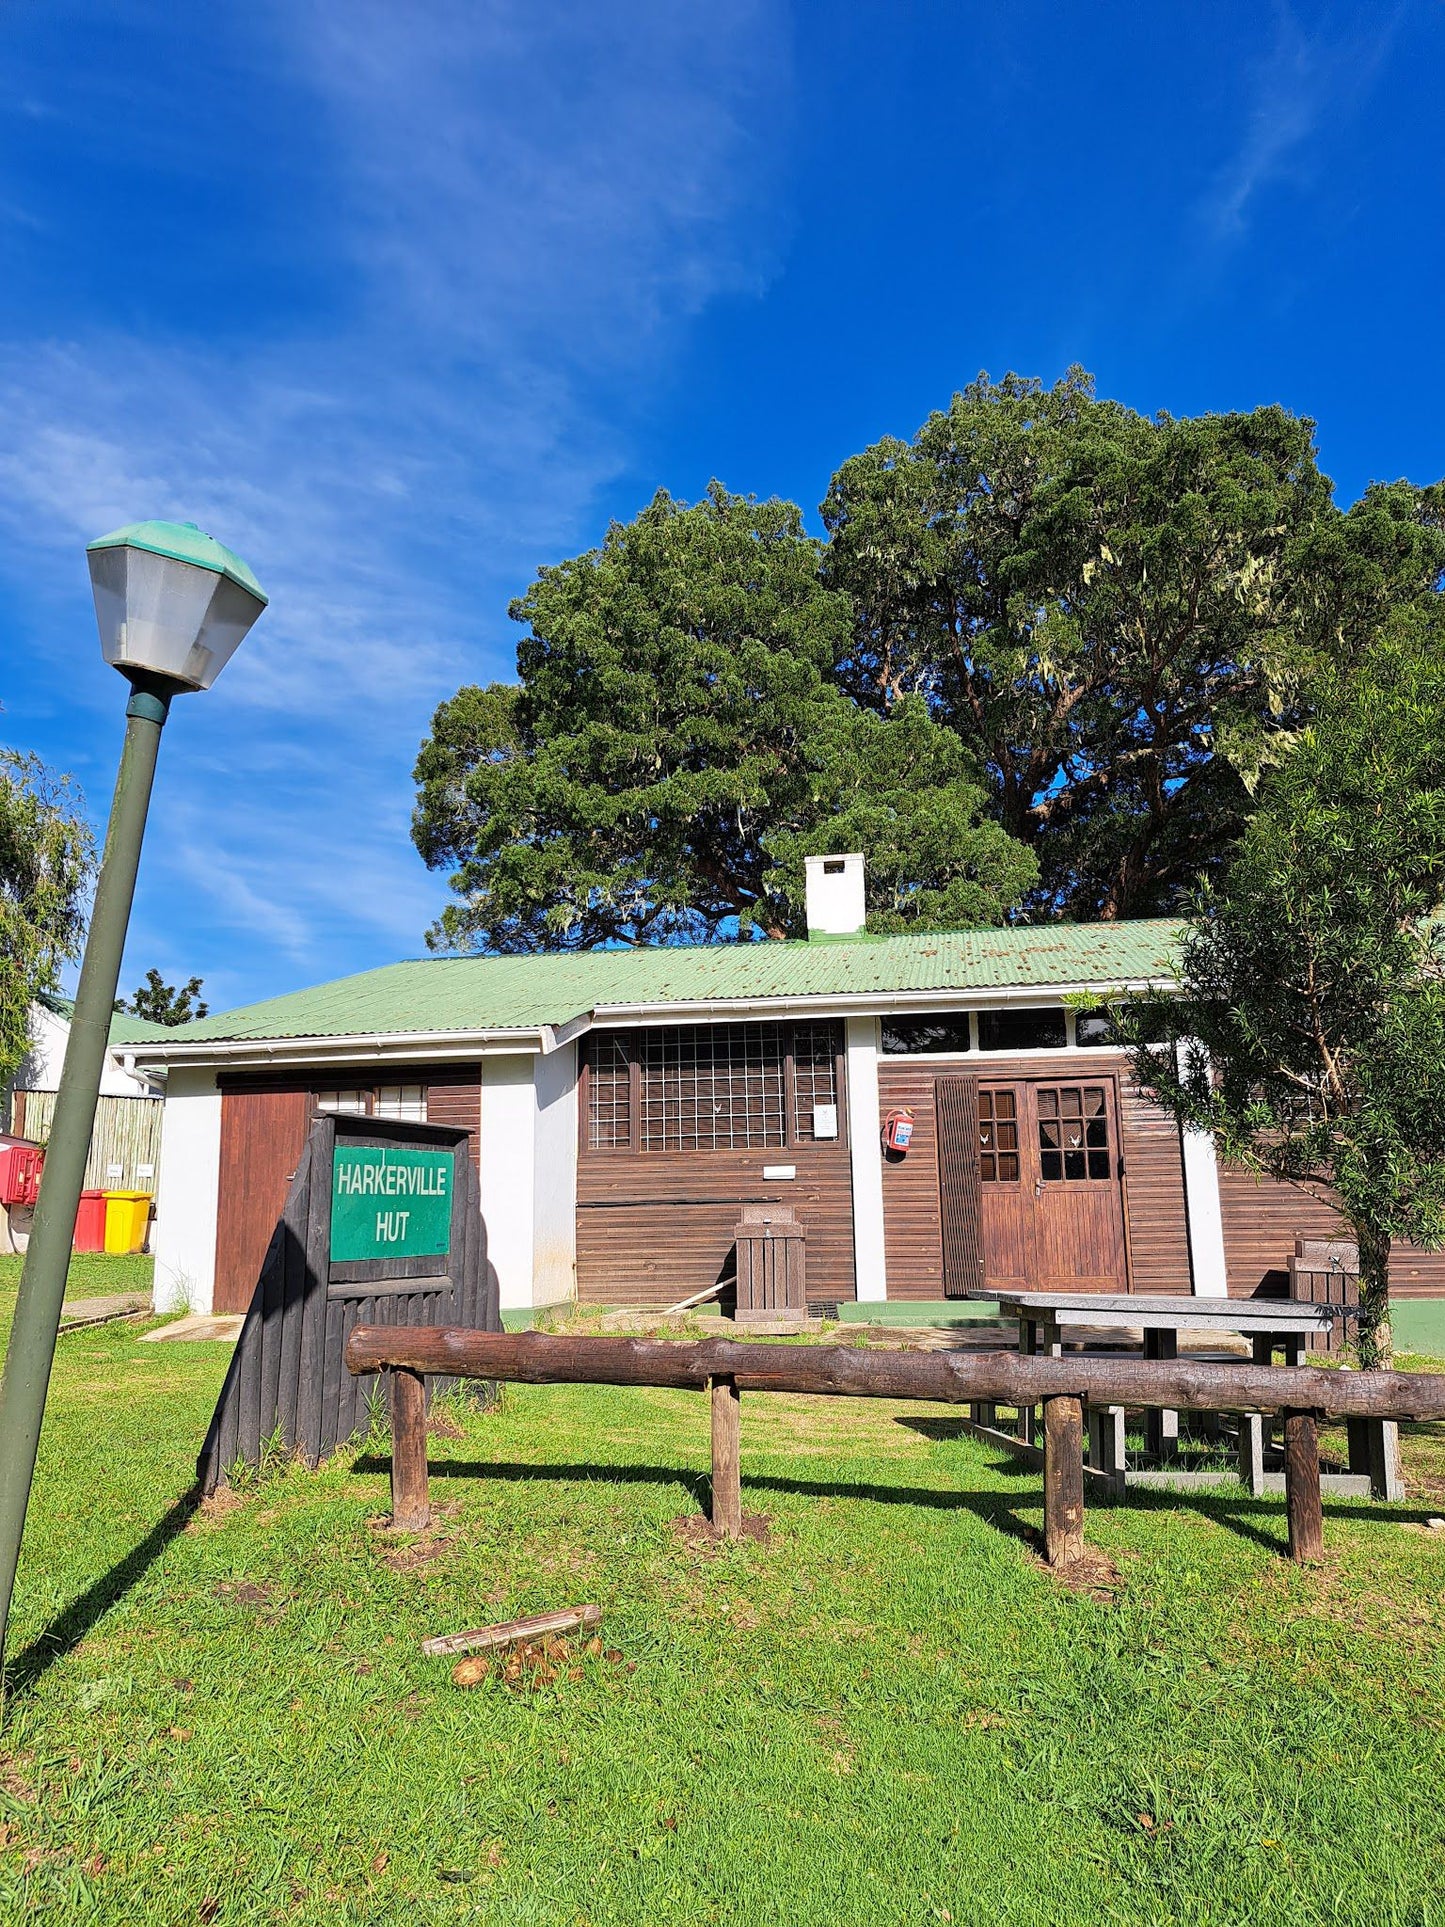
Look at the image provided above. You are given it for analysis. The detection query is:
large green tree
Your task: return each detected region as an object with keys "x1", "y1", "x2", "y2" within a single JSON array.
[
  {"x1": 414, "y1": 484, "x2": 1036, "y2": 949},
  {"x1": 1125, "y1": 599, "x2": 1445, "y2": 1369},
  {"x1": 822, "y1": 368, "x2": 1445, "y2": 919},
  {"x1": 115, "y1": 968, "x2": 208, "y2": 1026},
  {"x1": 1, "y1": 746, "x2": 95, "y2": 1085}
]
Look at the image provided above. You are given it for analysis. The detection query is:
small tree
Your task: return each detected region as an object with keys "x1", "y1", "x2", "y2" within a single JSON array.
[
  {"x1": 0, "y1": 747, "x2": 95, "y2": 1085},
  {"x1": 116, "y1": 968, "x2": 208, "y2": 1026},
  {"x1": 1126, "y1": 601, "x2": 1445, "y2": 1368}
]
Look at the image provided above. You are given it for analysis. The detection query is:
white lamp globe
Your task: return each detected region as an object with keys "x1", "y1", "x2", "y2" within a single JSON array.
[{"x1": 86, "y1": 519, "x2": 267, "y2": 692}]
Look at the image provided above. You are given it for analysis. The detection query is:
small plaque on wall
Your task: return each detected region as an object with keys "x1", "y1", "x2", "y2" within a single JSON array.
[{"x1": 812, "y1": 1104, "x2": 838, "y2": 1140}]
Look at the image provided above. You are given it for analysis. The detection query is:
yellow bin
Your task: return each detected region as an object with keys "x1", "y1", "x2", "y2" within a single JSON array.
[{"x1": 102, "y1": 1190, "x2": 152, "y2": 1255}]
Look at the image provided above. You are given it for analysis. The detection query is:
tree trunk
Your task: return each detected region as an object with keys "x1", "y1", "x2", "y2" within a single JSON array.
[{"x1": 1352, "y1": 1218, "x2": 1393, "y2": 1371}]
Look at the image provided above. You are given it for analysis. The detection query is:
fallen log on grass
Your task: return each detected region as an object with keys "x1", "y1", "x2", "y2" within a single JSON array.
[{"x1": 422, "y1": 1603, "x2": 602, "y2": 1659}]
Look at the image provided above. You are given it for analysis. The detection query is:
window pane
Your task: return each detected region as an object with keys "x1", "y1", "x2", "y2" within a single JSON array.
[
  {"x1": 881, "y1": 1015, "x2": 972, "y2": 1054},
  {"x1": 640, "y1": 1024, "x2": 785, "y2": 1151},
  {"x1": 316, "y1": 1090, "x2": 367, "y2": 1115},
  {"x1": 978, "y1": 1007, "x2": 1068, "y2": 1052},
  {"x1": 375, "y1": 1084, "x2": 427, "y2": 1121},
  {"x1": 586, "y1": 1033, "x2": 632, "y2": 1150},
  {"x1": 1075, "y1": 1009, "x2": 1117, "y2": 1048},
  {"x1": 792, "y1": 1021, "x2": 841, "y2": 1141}
]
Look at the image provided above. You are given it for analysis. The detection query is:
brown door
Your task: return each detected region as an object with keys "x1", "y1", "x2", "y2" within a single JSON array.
[
  {"x1": 214, "y1": 1090, "x2": 312, "y2": 1314},
  {"x1": 935, "y1": 1076, "x2": 984, "y2": 1298},
  {"x1": 1028, "y1": 1079, "x2": 1128, "y2": 1291},
  {"x1": 957, "y1": 1077, "x2": 1129, "y2": 1294}
]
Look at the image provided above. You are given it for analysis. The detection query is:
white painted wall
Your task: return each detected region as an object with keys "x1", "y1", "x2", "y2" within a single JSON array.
[
  {"x1": 532, "y1": 1044, "x2": 578, "y2": 1306},
  {"x1": 478, "y1": 1054, "x2": 537, "y2": 1311},
  {"x1": 151, "y1": 1068, "x2": 222, "y2": 1313},
  {"x1": 845, "y1": 1015, "x2": 888, "y2": 1301},
  {"x1": 1180, "y1": 1123, "x2": 1229, "y2": 1296},
  {"x1": 9, "y1": 1001, "x2": 156, "y2": 1102}
]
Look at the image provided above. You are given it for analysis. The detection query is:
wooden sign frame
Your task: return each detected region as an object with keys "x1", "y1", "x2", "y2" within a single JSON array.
[{"x1": 197, "y1": 1111, "x2": 498, "y2": 1490}]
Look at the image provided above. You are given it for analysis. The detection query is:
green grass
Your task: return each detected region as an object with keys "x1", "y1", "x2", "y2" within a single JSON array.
[
  {"x1": 0, "y1": 1251, "x2": 154, "y2": 1306},
  {"x1": 3, "y1": 1269, "x2": 1445, "y2": 1924}
]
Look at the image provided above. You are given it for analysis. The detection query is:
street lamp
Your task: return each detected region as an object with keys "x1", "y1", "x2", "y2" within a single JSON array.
[{"x1": 0, "y1": 521, "x2": 266, "y2": 1682}]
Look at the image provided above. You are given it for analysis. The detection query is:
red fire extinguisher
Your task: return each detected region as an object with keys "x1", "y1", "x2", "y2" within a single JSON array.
[{"x1": 882, "y1": 1108, "x2": 915, "y2": 1154}]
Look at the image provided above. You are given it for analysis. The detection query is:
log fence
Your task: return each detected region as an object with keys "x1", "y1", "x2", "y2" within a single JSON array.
[{"x1": 345, "y1": 1328, "x2": 1445, "y2": 1568}]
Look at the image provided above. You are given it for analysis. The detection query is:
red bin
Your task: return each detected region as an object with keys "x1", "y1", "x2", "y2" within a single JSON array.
[{"x1": 73, "y1": 1190, "x2": 108, "y2": 1253}]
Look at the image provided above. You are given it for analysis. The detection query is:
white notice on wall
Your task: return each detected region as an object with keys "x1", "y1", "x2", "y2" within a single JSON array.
[
  {"x1": 812, "y1": 1104, "x2": 838, "y2": 1140},
  {"x1": 105, "y1": 1163, "x2": 124, "y2": 1180},
  {"x1": 136, "y1": 1164, "x2": 155, "y2": 1180}
]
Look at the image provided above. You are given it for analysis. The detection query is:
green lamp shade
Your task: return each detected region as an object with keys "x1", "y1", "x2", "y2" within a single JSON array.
[{"x1": 86, "y1": 520, "x2": 267, "y2": 691}]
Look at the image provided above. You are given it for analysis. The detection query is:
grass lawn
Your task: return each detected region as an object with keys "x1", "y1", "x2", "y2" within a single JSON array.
[{"x1": 4, "y1": 1257, "x2": 1445, "y2": 1924}]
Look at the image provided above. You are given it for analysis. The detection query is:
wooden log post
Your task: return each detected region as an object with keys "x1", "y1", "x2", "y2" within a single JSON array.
[
  {"x1": 389, "y1": 1366, "x2": 431, "y2": 1532},
  {"x1": 1283, "y1": 1408, "x2": 1324, "y2": 1563},
  {"x1": 710, "y1": 1375, "x2": 742, "y2": 1539},
  {"x1": 1042, "y1": 1394, "x2": 1085, "y2": 1567}
]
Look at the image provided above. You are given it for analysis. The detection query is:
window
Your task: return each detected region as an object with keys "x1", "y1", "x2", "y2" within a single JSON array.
[
  {"x1": 315, "y1": 1085, "x2": 428, "y2": 1120},
  {"x1": 792, "y1": 1021, "x2": 840, "y2": 1141},
  {"x1": 642, "y1": 1024, "x2": 784, "y2": 1151},
  {"x1": 978, "y1": 1006, "x2": 1068, "y2": 1052},
  {"x1": 881, "y1": 1015, "x2": 972, "y2": 1055},
  {"x1": 978, "y1": 1090, "x2": 1019, "y2": 1182},
  {"x1": 1036, "y1": 1085, "x2": 1111, "y2": 1181},
  {"x1": 316, "y1": 1090, "x2": 368, "y2": 1115},
  {"x1": 585, "y1": 1034, "x2": 632, "y2": 1150},
  {"x1": 584, "y1": 1022, "x2": 841, "y2": 1153},
  {"x1": 1075, "y1": 1009, "x2": 1118, "y2": 1048},
  {"x1": 375, "y1": 1085, "x2": 427, "y2": 1121}
]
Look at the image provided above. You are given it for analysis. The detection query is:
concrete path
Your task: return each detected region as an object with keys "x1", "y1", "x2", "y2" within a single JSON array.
[
  {"x1": 58, "y1": 1292, "x2": 150, "y2": 1331},
  {"x1": 138, "y1": 1313, "x2": 244, "y2": 1343}
]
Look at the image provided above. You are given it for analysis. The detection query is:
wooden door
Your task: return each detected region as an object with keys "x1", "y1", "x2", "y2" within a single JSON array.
[
  {"x1": 935, "y1": 1076, "x2": 984, "y2": 1298},
  {"x1": 1028, "y1": 1078, "x2": 1128, "y2": 1292},
  {"x1": 214, "y1": 1089, "x2": 312, "y2": 1314},
  {"x1": 976, "y1": 1084, "x2": 1033, "y2": 1291}
]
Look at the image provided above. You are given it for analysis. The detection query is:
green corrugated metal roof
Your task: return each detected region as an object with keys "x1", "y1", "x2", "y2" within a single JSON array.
[
  {"x1": 157, "y1": 920, "x2": 1183, "y2": 1047},
  {"x1": 36, "y1": 990, "x2": 174, "y2": 1044}
]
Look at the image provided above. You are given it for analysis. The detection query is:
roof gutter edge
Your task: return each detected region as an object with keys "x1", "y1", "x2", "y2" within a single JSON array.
[{"x1": 122, "y1": 1027, "x2": 552, "y2": 1069}]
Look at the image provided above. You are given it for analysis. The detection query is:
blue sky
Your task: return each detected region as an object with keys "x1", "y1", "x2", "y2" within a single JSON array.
[{"x1": 1, "y1": 0, "x2": 1440, "y2": 1012}]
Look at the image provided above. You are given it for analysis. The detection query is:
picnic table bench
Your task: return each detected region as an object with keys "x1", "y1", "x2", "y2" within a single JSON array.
[{"x1": 967, "y1": 1290, "x2": 1403, "y2": 1500}]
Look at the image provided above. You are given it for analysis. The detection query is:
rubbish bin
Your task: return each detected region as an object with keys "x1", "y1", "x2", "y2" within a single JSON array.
[
  {"x1": 732, "y1": 1203, "x2": 807, "y2": 1325},
  {"x1": 103, "y1": 1190, "x2": 152, "y2": 1255},
  {"x1": 73, "y1": 1189, "x2": 108, "y2": 1253}
]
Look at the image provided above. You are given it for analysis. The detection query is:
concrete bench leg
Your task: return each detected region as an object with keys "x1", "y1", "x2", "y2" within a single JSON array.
[
  {"x1": 1143, "y1": 1329, "x2": 1179, "y2": 1459},
  {"x1": 1088, "y1": 1404, "x2": 1126, "y2": 1494},
  {"x1": 1238, "y1": 1413, "x2": 1265, "y2": 1496},
  {"x1": 972, "y1": 1399, "x2": 996, "y2": 1428},
  {"x1": 1346, "y1": 1415, "x2": 1402, "y2": 1500}
]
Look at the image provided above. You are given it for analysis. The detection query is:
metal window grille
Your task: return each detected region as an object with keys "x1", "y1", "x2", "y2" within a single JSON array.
[
  {"x1": 375, "y1": 1084, "x2": 427, "y2": 1122},
  {"x1": 641, "y1": 1023, "x2": 785, "y2": 1151},
  {"x1": 586, "y1": 1034, "x2": 632, "y2": 1149},
  {"x1": 791, "y1": 1021, "x2": 841, "y2": 1141}
]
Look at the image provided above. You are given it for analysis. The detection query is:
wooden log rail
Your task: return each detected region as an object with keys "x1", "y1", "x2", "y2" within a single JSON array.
[{"x1": 347, "y1": 1328, "x2": 1445, "y2": 1568}]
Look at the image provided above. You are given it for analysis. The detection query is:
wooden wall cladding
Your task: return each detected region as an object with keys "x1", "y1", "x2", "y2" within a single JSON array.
[
  {"x1": 878, "y1": 1052, "x2": 1193, "y2": 1299},
  {"x1": 213, "y1": 1065, "x2": 482, "y2": 1317},
  {"x1": 1218, "y1": 1165, "x2": 1445, "y2": 1298}
]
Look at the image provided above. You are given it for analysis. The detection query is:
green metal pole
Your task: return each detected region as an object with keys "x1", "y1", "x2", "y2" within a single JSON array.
[{"x1": 0, "y1": 675, "x2": 172, "y2": 1685}]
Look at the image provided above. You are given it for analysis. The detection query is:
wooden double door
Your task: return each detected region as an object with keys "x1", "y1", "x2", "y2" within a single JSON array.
[{"x1": 937, "y1": 1073, "x2": 1129, "y2": 1296}]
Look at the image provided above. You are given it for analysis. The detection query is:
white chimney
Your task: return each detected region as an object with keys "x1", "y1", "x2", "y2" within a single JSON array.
[{"x1": 804, "y1": 852, "x2": 866, "y2": 940}]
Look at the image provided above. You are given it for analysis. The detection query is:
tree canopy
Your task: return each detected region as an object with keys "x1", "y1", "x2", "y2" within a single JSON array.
[
  {"x1": 115, "y1": 968, "x2": 208, "y2": 1026},
  {"x1": 1124, "y1": 598, "x2": 1445, "y2": 1368},
  {"x1": 821, "y1": 368, "x2": 1445, "y2": 919},
  {"x1": 414, "y1": 484, "x2": 1036, "y2": 950},
  {"x1": 1, "y1": 746, "x2": 94, "y2": 1085}
]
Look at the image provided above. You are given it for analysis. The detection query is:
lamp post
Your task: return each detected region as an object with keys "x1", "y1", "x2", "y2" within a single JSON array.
[{"x1": 0, "y1": 520, "x2": 266, "y2": 1683}]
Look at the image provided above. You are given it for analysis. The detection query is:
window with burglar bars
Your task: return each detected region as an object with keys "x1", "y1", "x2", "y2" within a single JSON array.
[
  {"x1": 586, "y1": 1033, "x2": 632, "y2": 1150},
  {"x1": 584, "y1": 1022, "x2": 841, "y2": 1152}
]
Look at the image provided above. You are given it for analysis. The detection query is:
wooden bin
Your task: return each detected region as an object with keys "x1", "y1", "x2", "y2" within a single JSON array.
[
  {"x1": 734, "y1": 1204, "x2": 807, "y2": 1325},
  {"x1": 1288, "y1": 1237, "x2": 1358, "y2": 1354}
]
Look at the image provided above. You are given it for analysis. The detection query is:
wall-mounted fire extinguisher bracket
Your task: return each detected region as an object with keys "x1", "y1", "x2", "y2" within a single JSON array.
[{"x1": 882, "y1": 1108, "x2": 915, "y2": 1155}]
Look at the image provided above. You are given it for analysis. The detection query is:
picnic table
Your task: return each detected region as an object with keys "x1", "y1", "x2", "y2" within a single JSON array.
[{"x1": 966, "y1": 1290, "x2": 1403, "y2": 1500}]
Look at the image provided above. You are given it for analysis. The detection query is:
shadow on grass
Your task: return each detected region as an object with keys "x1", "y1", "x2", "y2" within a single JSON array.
[
  {"x1": 3, "y1": 1485, "x2": 201, "y2": 1703},
  {"x1": 355, "y1": 1446, "x2": 1440, "y2": 1562}
]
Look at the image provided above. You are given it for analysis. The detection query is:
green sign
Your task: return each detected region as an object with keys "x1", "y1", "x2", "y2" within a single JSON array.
[{"x1": 330, "y1": 1146, "x2": 452, "y2": 1263}]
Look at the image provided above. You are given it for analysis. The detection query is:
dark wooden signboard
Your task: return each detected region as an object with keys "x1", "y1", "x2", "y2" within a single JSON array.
[{"x1": 197, "y1": 1112, "x2": 498, "y2": 1490}]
